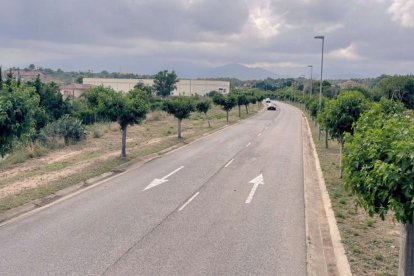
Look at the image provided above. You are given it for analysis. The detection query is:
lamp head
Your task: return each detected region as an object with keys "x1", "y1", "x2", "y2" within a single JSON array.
[
  {"x1": 307, "y1": 65, "x2": 313, "y2": 68},
  {"x1": 314, "y1": 35, "x2": 324, "y2": 39}
]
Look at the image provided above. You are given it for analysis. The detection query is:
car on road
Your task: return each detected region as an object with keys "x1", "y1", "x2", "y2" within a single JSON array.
[
  {"x1": 267, "y1": 103, "x2": 277, "y2": 110},
  {"x1": 265, "y1": 98, "x2": 271, "y2": 103}
]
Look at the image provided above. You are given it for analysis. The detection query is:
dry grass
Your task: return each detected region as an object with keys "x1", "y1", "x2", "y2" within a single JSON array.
[
  {"x1": 305, "y1": 113, "x2": 400, "y2": 276},
  {"x1": 0, "y1": 104, "x2": 262, "y2": 213}
]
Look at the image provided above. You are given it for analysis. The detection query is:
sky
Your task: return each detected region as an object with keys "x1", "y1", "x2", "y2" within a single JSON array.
[{"x1": 0, "y1": 0, "x2": 413, "y2": 79}]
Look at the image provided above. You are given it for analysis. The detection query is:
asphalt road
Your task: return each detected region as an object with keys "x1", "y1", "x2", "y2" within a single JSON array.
[{"x1": 0, "y1": 102, "x2": 306, "y2": 276}]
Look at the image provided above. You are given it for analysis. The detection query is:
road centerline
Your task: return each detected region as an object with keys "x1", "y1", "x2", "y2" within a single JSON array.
[
  {"x1": 178, "y1": 192, "x2": 200, "y2": 212},
  {"x1": 224, "y1": 159, "x2": 234, "y2": 168}
]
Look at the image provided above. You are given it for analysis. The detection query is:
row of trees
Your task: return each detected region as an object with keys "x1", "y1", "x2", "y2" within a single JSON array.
[
  {"x1": 276, "y1": 82, "x2": 414, "y2": 274},
  {"x1": 1, "y1": 70, "x2": 266, "y2": 160}
]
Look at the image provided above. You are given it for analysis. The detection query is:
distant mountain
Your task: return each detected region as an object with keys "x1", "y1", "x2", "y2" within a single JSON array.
[{"x1": 201, "y1": 63, "x2": 275, "y2": 80}]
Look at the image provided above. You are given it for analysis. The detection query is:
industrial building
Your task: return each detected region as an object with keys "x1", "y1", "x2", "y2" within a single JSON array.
[{"x1": 83, "y1": 78, "x2": 229, "y2": 96}]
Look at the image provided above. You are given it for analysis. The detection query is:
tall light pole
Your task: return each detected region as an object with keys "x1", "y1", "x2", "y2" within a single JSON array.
[
  {"x1": 307, "y1": 65, "x2": 313, "y2": 97},
  {"x1": 314, "y1": 35, "x2": 325, "y2": 143},
  {"x1": 314, "y1": 35, "x2": 324, "y2": 110}
]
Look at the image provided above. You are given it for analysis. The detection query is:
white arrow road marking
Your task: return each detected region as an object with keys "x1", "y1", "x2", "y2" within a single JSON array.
[
  {"x1": 143, "y1": 166, "x2": 184, "y2": 191},
  {"x1": 224, "y1": 159, "x2": 234, "y2": 168},
  {"x1": 178, "y1": 192, "x2": 200, "y2": 211},
  {"x1": 245, "y1": 174, "x2": 264, "y2": 204}
]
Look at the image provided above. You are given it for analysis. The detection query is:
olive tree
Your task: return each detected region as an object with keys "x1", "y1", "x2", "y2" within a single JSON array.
[
  {"x1": 162, "y1": 96, "x2": 195, "y2": 138},
  {"x1": 195, "y1": 98, "x2": 212, "y2": 128},
  {"x1": 343, "y1": 100, "x2": 413, "y2": 275},
  {"x1": 318, "y1": 91, "x2": 368, "y2": 176}
]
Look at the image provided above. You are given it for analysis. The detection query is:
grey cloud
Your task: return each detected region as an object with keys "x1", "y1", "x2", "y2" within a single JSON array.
[{"x1": 0, "y1": 0, "x2": 413, "y2": 78}]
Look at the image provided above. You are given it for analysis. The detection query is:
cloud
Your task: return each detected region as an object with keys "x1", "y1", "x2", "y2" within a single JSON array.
[
  {"x1": 328, "y1": 44, "x2": 363, "y2": 61},
  {"x1": 388, "y1": 0, "x2": 414, "y2": 27},
  {"x1": 0, "y1": 0, "x2": 413, "y2": 78}
]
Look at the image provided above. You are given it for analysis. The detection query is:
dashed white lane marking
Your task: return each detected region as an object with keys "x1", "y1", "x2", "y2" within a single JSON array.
[
  {"x1": 178, "y1": 192, "x2": 200, "y2": 211},
  {"x1": 224, "y1": 159, "x2": 234, "y2": 168},
  {"x1": 257, "y1": 133, "x2": 262, "y2": 137},
  {"x1": 246, "y1": 142, "x2": 251, "y2": 148}
]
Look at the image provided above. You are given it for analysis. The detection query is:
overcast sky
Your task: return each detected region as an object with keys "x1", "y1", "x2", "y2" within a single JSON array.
[{"x1": 0, "y1": 0, "x2": 413, "y2": 78}]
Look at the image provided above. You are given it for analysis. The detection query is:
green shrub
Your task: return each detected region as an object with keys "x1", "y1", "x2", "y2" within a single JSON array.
[{"x1": 41, "y1": 115, "x2": 86, "y2": 146}]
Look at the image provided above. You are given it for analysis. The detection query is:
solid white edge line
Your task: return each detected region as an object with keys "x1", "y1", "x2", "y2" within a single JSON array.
[
  {"x1": 246, "y1": 142, "x2": 251, "y2": 147},
  {"x1": 178, "y1": 192, "x2": 200, "y2": 212},
  {"x1": 224, "y1": 159, "x2": 234, "y2": 168}
]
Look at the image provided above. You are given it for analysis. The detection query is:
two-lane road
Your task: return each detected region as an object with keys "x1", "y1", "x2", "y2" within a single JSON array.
[{"x1": 0, "y1": 102, "x2": 306, "y2": 275}]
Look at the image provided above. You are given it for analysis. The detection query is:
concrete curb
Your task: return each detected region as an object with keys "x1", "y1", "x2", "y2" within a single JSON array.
[{"x1": 304, "y1": 116, "x2": 352, "y2": 276}]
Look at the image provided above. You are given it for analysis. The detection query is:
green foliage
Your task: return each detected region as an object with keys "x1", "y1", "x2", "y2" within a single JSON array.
[
  {"x1": 83, "y1": 86, "x2": 149, "y2": 157},
  {"x1": 27, "y1": 76, "x2": 72, "y2": 125},
  {"x1": 305, "y1": 96, "x2": 320, "y2": 120},
  {"x1": 41, "y1": 115, "x2": 85, "y2": 145},
  {"x1": 379, "y1": 75, "x2": 414, "y2": 109},
  {"x1": 0, "y1": 86, "x2": 40, "y2": 157},
  {"x1": 343, "y1": 101, "x2": 414, "y2": 223},
  {"x1": 318, "y1": 91, "x2": 369, "y2": 142},
  {"x1": 153, "y1": 70, "x2": 178, "y2": 97},
  {"x1": 212, "y1": 93, "x2": 237, "y2": 112},
  {"x1": 236, "y1": 93, "x2": 249, "y2": 107},
  {"x1": 134, "y1": 82, "x2": 153, "y2": 97},
  {"x1": 195, "y1": 98, "x2": 212, "y2": 114},
  {"x1": 162, "y1": 96, "x2": 195, "y2": 120}
]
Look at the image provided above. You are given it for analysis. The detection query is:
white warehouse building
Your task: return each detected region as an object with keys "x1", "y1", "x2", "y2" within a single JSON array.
[{"x1": 83, "y1": 78, "x2": 229, "y2": 96}]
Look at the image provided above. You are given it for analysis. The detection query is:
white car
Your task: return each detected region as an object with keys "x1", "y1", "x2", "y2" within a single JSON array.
[{"x1": 265, "y1": 98, "x2": 271, "y2": 103}]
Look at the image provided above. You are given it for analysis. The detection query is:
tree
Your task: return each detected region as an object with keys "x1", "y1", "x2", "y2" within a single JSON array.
[
  {"x1": 134, "y1": 82, "x2": 153, "y2": 97},
  {"x1": 318, "y1": 91, "x2": 368, "y2": 176},
  {"x1": 212, "y1": 93, "x2": 237, "y2": 123},
  {"x1": 153, "y1": 70, "x2": 178, "y2": 97},
  {"x1": 235, "y1": 93, "x2": 249, "y2": 117},
  {"x1": 27, "y1": 77, "x2": 71, "y2": 125},
  {"x1": 195, "y1": 98, "x2": 212, "y2": 128},
  {"x1": 75, "y1": 75, "x2": 83, "y2": 84},
  {"x1": 342, "y1": 100, "x2": 413, "y2": 274},
  {"x1": 84, "y1": 86, "x2": 149, "y2": 158},
  {"x1": 0, "y1": 86, "x2": 40, "y2": 156},
  {"x1": 248, "y1": 95, "x2": 257, "y2": 112},
  {"x1": 162, "y1": 96, "x2": 195, "y2": 138},
  {"x1": 379, "y1": 75, "x2": 414, "y2": 109}
]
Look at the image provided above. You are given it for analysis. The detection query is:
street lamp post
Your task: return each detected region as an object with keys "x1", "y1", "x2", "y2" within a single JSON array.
[
  {"x1": 314, "y1": 35, "x2": 325, "y2": 144},
  {"x1": 307, "y1": 65, "x2": 313, "y2": 97}
]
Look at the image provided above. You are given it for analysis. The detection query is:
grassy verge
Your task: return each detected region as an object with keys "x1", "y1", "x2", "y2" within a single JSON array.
[
  {"x1": 0, "y1": 104, "x2": 262, "y2": 214},
  {"x1": 304, "y1": 110, "x2": 399, "y2": 275}
]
